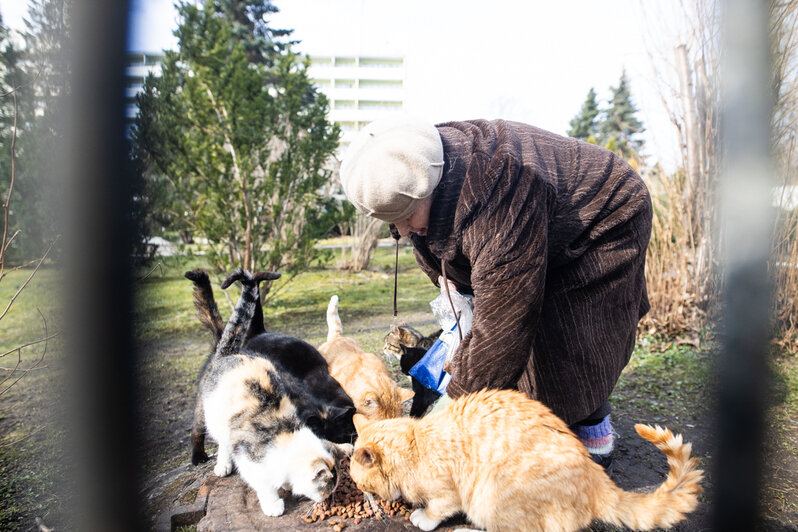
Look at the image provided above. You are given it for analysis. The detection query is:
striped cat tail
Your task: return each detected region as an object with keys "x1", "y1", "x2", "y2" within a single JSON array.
[
  {"x1": 215, "y1": 268, "x2": 259, "y2": 358},
  {"x1": 599, "y1": 424, "x2": 703, "y2": 530},
  {"x1": 185, "y1": 269, "x2": 225, "y2": 347},
  {"x1": 326, "y1": 295, "x2": 343, "y2": 342}
]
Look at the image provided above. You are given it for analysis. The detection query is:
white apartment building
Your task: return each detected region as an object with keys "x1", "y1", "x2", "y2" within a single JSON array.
[
  {"x1": 124, "y1": 52, "x2": 164, "y2": 130},
  {"x1": 123, "y1": 52, "x2": 406, "y2": 148},
  {"x1": 306, "y1": 55, "x2": 406, "y2": 151}
]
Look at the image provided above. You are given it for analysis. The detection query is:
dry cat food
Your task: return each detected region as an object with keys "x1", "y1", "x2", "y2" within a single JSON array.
[{"x1": 301, "y1": 456, "x2": 413, "y2": 527}]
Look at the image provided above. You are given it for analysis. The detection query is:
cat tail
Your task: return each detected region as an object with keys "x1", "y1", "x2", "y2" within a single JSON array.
[
  {"x1": 326, "y1": 295, "x2": 343, "y2": 342},
  {"x1": 245, "y1": 270, "x2": 282, "y2": 340},
  {"x1": 599, "y1": 424, "x2": 703, "y2": 530},
  {"x1": 185, "y1": 269, "x2": 225, "y2": 347},
  {"x1": 214, "y1": 268, "x2": 259, "y2": 358}
]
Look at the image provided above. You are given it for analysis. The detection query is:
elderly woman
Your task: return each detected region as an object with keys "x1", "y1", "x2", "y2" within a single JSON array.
[{"x1": 339, "y1": 116, "x2": 652, "y2": 470}]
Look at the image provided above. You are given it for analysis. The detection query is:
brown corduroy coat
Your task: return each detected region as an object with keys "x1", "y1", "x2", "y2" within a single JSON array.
[{"x1": 406, "y1": 120, "x2": 652, "y2": 424}]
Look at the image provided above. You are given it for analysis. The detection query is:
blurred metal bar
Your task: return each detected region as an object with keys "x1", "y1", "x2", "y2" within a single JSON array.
[
  {"x1": 713, "y1": 0, "x2": 775, "y2": 529},
  {"x1": 65, "y1": 1, "x2": 140, "y2": 530}
]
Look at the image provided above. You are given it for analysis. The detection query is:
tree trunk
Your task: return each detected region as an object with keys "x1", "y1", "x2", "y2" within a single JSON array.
[
  {"x1": 349, "y1": 214, "x2": 383, "y2": 272},
  {"x1": 676, "y1": 43, "x2": 702, "y2": 240}
]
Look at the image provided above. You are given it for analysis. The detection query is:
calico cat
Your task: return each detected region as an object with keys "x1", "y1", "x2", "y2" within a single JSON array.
[
  {"x1": 383, "y1": 324, "x2": 443, "y2": 417},
  {"x1": 186, "y1": 269, "x2": 356, "y2": 465},
  {"x1": 350, "y1": 389, "x2": 703, "y2": 532},
  {"x1": 198, "y1": 268, "x2": 351, "y2": 516},
  {"x1": 318, "y1": 295, "x2": 415, "y2": 420}
]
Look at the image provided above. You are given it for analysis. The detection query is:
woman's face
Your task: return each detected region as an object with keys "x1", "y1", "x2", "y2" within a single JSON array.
[{"x1": 393, "y1": 195, "x2": 433, "y2": 237}]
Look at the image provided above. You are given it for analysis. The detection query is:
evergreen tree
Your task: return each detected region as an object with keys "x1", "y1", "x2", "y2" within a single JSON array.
[
  {"x1": 132, "y1": 0, "x2": 342, "y2": 285},
  {"x1": 0, "y1": 0, "x2": 70, "y2": 263},
  {"x1": 214, "y1": 0, "x2": 293, "y2": 65},
  {"x1": 567, "y1": 87, "x2": 600, "y2": 142},
  {"x1": 600, "y1": 71, "x2": 645, "y2": 160},
  {"x1": 0, "y1": 14, "x2": 20, "y2": 186}
]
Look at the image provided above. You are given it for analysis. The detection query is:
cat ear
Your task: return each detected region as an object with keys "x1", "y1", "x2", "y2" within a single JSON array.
[
  {"x1": 328, "y1": 404, "x2": 356, "y2": 422},
  {"x1": 353, "y1": 445, "x2": 378, "y2": 467},
  {"x1": 398, "y1": 387, "x2": 415, "y2": 404},
  {"x1": 352, "y1": 413, "x2": 370, "y2": 433}
]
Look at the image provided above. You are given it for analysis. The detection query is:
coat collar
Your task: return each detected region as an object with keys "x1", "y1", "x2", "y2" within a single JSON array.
[{"x1": 410, "y1": 126, "x2": 471, "y2": 261}]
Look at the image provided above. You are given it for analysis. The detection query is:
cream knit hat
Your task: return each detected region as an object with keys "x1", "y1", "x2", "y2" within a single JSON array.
[{"x1": 340, "y1": 115, "x2": 444, "y2": 223}]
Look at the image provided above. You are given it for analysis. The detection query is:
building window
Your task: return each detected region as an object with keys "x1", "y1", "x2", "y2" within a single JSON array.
[
  {"x1": 358, "y1": 79, "x2": 402, "y2": 90},
  {"x1": 335, "y1": 79, "x2": 355, "y2": 88},
  {"x1": 334, "y1": 57, "x2": 357, "y2": 67},
  {"x1": 359, "y1": 57, "x2": 403, "y2": 68},
  {"x1": 358, "y1": 100, "x2": 402, "y2": 110},
  {"x1": 310, "y1": 56, "x2": 333, "y2": 66},
  {"x1": 334, "y1": 100, "x2": 356, "y2": 110}
]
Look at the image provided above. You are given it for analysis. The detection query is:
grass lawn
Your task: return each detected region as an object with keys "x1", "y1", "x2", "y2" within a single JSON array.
[{"x1": 0, "y1": 247, "x2": 796, "y2": 530}]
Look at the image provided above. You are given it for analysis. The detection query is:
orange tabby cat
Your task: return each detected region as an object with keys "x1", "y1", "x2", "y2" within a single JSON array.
[
  {"x1": 350, "y1": 389, "x2": 703, "y2": 532},
  {"x1": 318, "y1": 295, "x2": 414, "y2": 420}
]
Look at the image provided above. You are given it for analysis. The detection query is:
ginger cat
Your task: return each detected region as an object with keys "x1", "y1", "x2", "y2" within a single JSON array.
[
  {"x1": 318, "y1": 295, "x2": 414, "y2": 419},
  {"x1": 350, "y1": 389, "x2": 703, "y2": 532}
]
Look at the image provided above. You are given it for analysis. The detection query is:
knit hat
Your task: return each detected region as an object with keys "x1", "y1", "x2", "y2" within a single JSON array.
[{"x1": 340, "y1": 115, "x2": 444, "y2": 223}]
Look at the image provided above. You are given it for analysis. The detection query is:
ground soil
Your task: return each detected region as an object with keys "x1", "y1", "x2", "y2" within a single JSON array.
[{"x1": 135, "y1": 325, "x2": 798, "y2": 532}]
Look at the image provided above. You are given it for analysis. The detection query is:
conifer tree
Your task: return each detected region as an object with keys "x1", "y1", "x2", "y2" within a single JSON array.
[
  {"x1": 0, "y1": 14, "x2": 20, "y2": 188},
  {"x1": 0, "y1": 0, "x2": 71, "y2": 263},
  {"x1": 132, "y1": 0, "x2": 342, "y2": 284},
  {"x1": 600, "y1": 71, "x2": 645, "y2": 160},
  {"x1": 567, "y1": 87, "x2": 600, "y2": 142}
]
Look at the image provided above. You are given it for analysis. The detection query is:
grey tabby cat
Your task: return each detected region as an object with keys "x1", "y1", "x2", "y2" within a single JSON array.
[
  {"x1": 382, "y1": 324, "x2": 441, "y2": 358},
  {"x1": 383, "y1": 324, "x2": 442, "y2": 417},
  {"x1": 200, "y1": 268, "x2": 351, "y2": 516}
]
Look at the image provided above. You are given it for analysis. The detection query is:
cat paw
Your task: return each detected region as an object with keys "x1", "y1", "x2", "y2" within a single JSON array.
[
  {"x1": 191, "y1": 450, "x2": 209, "y2": 465},
  {"x1": 337, "y1": 443, "x2": 354, "y2": 457},
  {"x1": 410, "y1": 508, "x2": 442, "y2": 531},
  {"x1": 213, "y1": 459, "x2": 233, "y2": 477},
  {"x1": 258, "y1": 497, "x2": 285, "y2": 517}
]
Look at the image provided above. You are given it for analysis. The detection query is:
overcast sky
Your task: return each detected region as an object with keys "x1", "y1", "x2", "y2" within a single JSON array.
[{"x1": 1, "y1": 0, "x2": 681, "y2": 170}]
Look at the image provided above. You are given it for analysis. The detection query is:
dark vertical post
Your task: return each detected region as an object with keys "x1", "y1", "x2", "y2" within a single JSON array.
[
  {"x1": 64, "y1": 1, "x2": 140, "y2": 530},
  {"x1": 714, "y1": 0, "x2": 774, "y2": 529}
]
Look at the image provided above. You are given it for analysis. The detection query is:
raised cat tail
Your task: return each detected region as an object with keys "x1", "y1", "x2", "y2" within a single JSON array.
[
  {"x1": 245, "y1": 270, "x2": 282, "y2": 340},
  {"x1": 599, "y1": 424, "x2": 703, "y2": 530},
  {"x1": 185, "y1": 269, "x2": 225, "y2": 346},
  {"x1": 326, "y1": 295, "x2": 343, "y2": 342},
  {"x1": 215, "y1": 268, "x2": 259, "y2": 358}
]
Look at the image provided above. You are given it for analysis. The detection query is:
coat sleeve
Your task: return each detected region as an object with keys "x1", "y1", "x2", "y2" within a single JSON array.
[{"x1": 444, "y1": 171, "x2": 553, "y2": 399}]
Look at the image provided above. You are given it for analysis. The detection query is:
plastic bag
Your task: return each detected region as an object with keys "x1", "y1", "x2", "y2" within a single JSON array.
[{"x1": 408, "y1": 277, "x2": 474, "y2": 394}]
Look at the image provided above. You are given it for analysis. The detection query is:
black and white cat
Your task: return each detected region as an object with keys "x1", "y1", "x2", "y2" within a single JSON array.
[
  {"x1": 195, "y1": 268, "x2": 351, "y2": 516},
  {"x1": 186, "y1": 269, "x2": 356, "y2": 465}
]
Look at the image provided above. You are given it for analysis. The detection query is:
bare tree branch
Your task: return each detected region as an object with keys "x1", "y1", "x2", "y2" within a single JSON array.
[
  {"x1": 0, "y1": 309, "x2": 57, "y2": 397},
  {"x1": 0, "y1": 235, "x2": 60, "y2": 323},
  {"x1": 134, "y1": 261, "x2": 163, "y2": 283}
]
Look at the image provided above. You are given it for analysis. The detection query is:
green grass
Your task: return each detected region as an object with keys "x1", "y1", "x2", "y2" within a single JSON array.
[
  {"x1": 134, "y1": 245, "x2": 439, "y2": 351},
  {"x1": 0, "y1": 266, "x2": 68, "y2": 531},
  {"x1": 612, "y1": 335, "x2": 714, "y2": 426}
]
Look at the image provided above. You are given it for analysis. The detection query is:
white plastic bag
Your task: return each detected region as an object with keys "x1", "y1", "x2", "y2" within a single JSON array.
[
  {"x1": 408, "y1": 277, "x2": 474, "y2": 394},
  {"x1": 428, "y1": 276, "x2": 474, "y2": 365}
]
